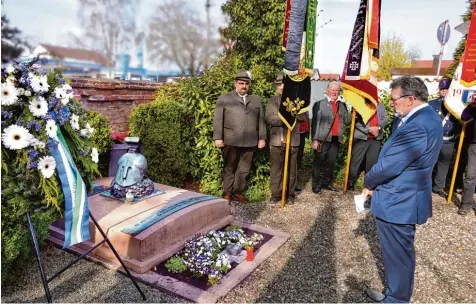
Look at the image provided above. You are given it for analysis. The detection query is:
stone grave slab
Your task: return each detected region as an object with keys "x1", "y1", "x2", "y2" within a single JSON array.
[
  {"x1": 50, "y1": 221, "x2": 290, "y2": 303},
  {"x1": 48, "y1": 177, "x2": 234, "y2": 274}
]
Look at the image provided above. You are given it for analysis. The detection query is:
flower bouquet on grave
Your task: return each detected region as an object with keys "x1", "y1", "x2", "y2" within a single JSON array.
[
  {"x1": 1, "y1": 60, "x2": 100, "y2": 249},
  {"x1": 239, "y1": 233, "x2": 264, "y2": 262}
]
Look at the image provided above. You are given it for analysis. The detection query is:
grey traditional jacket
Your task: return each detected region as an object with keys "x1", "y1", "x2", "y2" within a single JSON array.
[
  {"x1": 311, "y1": 97, "x2": 351, "y2": 144},
  {"x1": 265, "y1": 95, "x2": 308, "y2": 147},
  {"x1": 213, "y1": 90, "x2": 266, "y2": 147},
  {"x1": 354, "y1": 102, "x2": 389, "y2": 141}
]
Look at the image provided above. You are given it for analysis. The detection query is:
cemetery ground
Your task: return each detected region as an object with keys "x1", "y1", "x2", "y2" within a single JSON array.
[{"x1": 2, "y1": 169, "x2": 475, "y2": 303}]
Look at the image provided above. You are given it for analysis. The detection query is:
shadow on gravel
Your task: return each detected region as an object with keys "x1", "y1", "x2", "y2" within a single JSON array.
[
  {"x1": 353, "y1": 213, "x2": 386, "y2": 288},
  {"x1": 255, "y1": 198, "x2": 338, "y2": 302}
]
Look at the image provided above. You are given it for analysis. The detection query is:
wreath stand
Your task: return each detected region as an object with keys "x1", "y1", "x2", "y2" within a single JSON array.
[{"x1": 27, "y1": 210, "x2": 146, "y2": 303}]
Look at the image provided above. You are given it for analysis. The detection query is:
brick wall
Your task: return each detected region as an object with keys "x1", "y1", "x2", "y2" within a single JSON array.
[{"x1": 70, "y1": 78, "x2": 162, "y2": 133}]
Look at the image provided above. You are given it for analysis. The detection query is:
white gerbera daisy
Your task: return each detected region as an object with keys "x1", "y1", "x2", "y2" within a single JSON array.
[
  {"x1": 28, "y1": 96, "x2": 48, "y2": 117},
  {"x1": 70, "y1": 114, "x2": 80, "y2": 130},
  {"x1": 1, "y1": 80, "x2": 19, "y2": 106},
  {"x1": 54, "y1": 87, "x2": 70, "y2": 105},
  {"x1": 91, "y1": 147, "x2": 99, "y2": 163},
  {"x1": 45, "y1": 119, "x2": 58, "y2": 138},
  {"x1": 30, "y1": 74, "x2": 50, "y2": 93},
  {"x1": 37, "y1": 156, "x2": 56, "y2": 178},
  {"x1": 1, "y1": 125, "x2": 33, "y2": 150}
]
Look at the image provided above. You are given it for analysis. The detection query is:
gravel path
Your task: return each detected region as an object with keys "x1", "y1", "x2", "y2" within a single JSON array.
[{"x1": 2, "y1": 175, "x2": 475, "y2": 303}]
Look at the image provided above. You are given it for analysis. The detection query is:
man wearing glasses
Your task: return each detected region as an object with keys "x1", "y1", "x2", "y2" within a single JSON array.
[
  {"x1": 213, "y1": 70, "x2": 266, "y2": 203},
  {"x1": 363, "y1": 76, "x2": 443, "y2": 303}
]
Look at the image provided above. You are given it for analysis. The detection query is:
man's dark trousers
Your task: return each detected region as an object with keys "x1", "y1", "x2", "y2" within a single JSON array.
[
  {"x1": 376, "y1": 217, "x2": 416, "y2": 303},
  {"x1": 312, "y1": 136, "x2": 340, "y2": 190},
  {"x1": 297, "y1": 132, "x2": 308, "y2": 169},
  {"x1": 222, "y1": 145, "x2": 255, "y2": 196},
  {"x1": 433, "y1": 142, "x2": 455, "y2": 191},
  {"x1": 462, "y1": 144, "x2": 476, "y2": 210},
  {"x1": 270, "y1": 145, "x2": 298, "y2": 199},
  {"x1": 349, "y1": 139, "x2": 381, "y2": 187}
]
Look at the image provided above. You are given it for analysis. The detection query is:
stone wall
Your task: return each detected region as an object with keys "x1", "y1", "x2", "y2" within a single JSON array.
[{"x1": 70, "y1": 78, "x2": 162, "y2": 133}]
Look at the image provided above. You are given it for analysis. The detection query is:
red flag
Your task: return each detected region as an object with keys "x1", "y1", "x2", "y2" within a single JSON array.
[
  {"x1": 461, "y1": 4, "x2": 476, "y2": 87},
  {"x1": 282, "y1": 0, "x2": 293, "y2": 51}
]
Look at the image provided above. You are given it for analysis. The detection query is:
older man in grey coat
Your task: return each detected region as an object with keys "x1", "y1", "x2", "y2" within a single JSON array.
[
  {"x1": 213, "y1": 70, "x2": 266, "y2": 203},
  {"x1": 311, "y1": 81, "x2": 350, "y2": 193}
]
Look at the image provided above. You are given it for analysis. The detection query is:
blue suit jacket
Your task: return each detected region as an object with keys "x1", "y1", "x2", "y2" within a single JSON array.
[{"x1": 364, "y1": 106, "x2": 443, "y2": 225}]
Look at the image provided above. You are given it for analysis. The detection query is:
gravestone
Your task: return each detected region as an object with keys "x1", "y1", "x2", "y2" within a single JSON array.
[{"x1": 49, "y1": 177, "x2": 233, "y2": 273}]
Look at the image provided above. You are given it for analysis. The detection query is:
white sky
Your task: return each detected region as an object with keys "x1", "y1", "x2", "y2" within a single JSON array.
[{"x1": 2, "y1": 0, "x2": 468, "y2": 73}]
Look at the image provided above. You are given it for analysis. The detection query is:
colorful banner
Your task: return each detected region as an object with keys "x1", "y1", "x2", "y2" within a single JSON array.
[
  {"x1": 304, "y1": 0, "x2": 318, "y2": 73},
  {"x1": 282, "y1": 0, "x2": 293, "y2": 51},
  {"x1": 278, "y1": 74, "x2": 311, "y2": 130},
  {"x1": 341, "y1": 0, "x2": 381, "y2": 124},
  {"x1": 444, "y1": 62, "x2": 476, "y2": 121},
  {"x1": 461, "y1": 5, "x2": 476, "y2": 87},
  {"x1": 50, "y1": 128, "x2": 90, "y2": 248},
  {"x1": 283, "y1": 0, "x2": 308, "y2": 75}
]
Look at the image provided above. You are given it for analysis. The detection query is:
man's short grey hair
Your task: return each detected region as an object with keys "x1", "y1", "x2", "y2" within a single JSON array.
[
  {"x1": 390, "y1": 76, "x2": 429, "y2": 102},
  {"x1": 327, "y1": 81, "x2": 341, "y2": 89}
]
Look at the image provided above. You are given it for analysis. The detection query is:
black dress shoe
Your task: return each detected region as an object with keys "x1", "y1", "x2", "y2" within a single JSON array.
[
  {"x1": 323, "y1": 184, "x2": 338, "y2": 192},
  {"x1": 347, "y1": 184, "x2": 355, "y2": 191},
  {"x1": 432, "y1": 189, "x2": 447, "y2": 198},
  {"x1": 312, "y1": 187, "x2": 321, "y2": 194},
  {"x1": 295, "y1": 185, "x2": 303, "y2": 192}
]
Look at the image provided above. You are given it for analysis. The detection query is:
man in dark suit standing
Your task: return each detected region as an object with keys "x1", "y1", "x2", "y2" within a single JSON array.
[
  {"x1": 348, "y1": 100, "x2": 388, "y2": 190},
  {"x1": 458, "y1": 98, "x2": 476, "y2": 216},
  {"x1": 311, "y1": 81, "x2": 350, "y2": 193},
  {"x1": 213, "y1": 70, "x2": 266, "y2": 203},
  {"x1": 363, "y1": 76, "x2": 443, "y2": 303},
  {"x1": 266, "y1": 73, "x2": 308, "y2": 204},
  {"x1": 429, "y1": 78, "x2": 460, "y2": 198}
]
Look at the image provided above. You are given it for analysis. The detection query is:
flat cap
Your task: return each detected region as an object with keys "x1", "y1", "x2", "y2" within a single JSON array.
[{"x1": 439, "y1": 78, "x2": 451, "y2": 90}]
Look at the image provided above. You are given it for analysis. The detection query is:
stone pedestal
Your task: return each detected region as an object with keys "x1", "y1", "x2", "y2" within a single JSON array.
[{"x1": 49, "y1": 177, "x2": 233, "y2": 274}]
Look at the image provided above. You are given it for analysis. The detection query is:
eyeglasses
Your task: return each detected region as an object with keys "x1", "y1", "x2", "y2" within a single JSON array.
[{"x1": 390, "y1": 94, "x2": 412, "y2": 103}]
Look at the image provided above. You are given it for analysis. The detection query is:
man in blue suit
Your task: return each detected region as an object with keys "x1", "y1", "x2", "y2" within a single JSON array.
[{"x1": 363, "y1": 76, "x2": 443, "y2": 303}]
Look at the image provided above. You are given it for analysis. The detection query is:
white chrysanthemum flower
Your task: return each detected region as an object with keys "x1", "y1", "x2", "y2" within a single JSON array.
[
  {"x1": 1, "y1": 125, "x2": 33, "y2": 150},
  {"x1": 80, "y1": 129, "x2": 88, "y2": 137},
  {"x1": 70, "y1": 114, "x2": 80, "y2": 130},
  {"x1": 91, "y1": 147, "x2": 99, "y2": 163},
  {"x1": 17, "y1": 88, "x2": 25, "y2": 95},
  {"x1": 54, "y1": 87, "x2": 70, "y2": 105},
  {"x1": 37, "y1": 156, "x2": 56, "y2": 178},
  {"x1": 30, "y1": 74, "x2": 50, "y2": 93},
  {"x1": 86, "y1": 122, "x2": 94, "y2": 135},
  {"x1": 24, "y1": 90, "x2": 31, "y2": 97},
  {"x1": 28, "y1": 96, "x2": 48, "y2": 117},
  {"x1": 6, "y1": 65, "x2": 15, "y2": 73},
  {"x1": 45, "y1": 119, "x2": 58, "y2": 138},
  {"x1": 1, "y1": 80, "x2": 19, "y2": 106}
]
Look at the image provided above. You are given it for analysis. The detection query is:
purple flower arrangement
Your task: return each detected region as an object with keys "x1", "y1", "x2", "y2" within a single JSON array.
[{"x1": 165, "y1": 227, "x2": 263, "y2": 285}]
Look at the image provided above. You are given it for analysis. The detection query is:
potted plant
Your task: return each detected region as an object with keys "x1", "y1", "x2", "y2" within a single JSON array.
[{"x1": 240, "y1": 233, "x2": 264, "y2": 262}]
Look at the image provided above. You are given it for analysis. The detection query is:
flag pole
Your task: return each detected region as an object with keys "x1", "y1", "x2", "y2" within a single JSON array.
[
  {"x1": 281, "y1": 128, "x2": 292, "y2": 208},
  {"x1": 344, "y1": 109, "x2": 357, "y2": 193},
  {"x1": 447, "y1": 122, "x2": 466, "y2": 203}
]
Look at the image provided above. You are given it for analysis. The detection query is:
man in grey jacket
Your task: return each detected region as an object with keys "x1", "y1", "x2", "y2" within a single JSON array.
[
  {"x1": 213, "y1": 70, "x2": 267, "y2": 203},
  {"x1": 311, "y1": 81, "x2": 350, "y2": 193},
  {"x1": 348, "y1": 100, "x2": 388, "y2": 190},
  {"x1": 266, "y1": 73, "x2": 308, "y2": 204}
]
